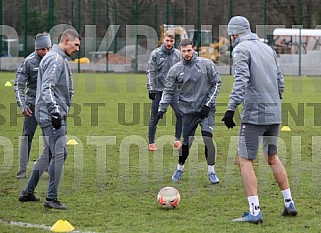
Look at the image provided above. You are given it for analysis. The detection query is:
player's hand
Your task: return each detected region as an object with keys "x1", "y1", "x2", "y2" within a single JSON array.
[
  {"x1": 51, "y1": 112, "x2": 62, "y2": 129},
  {"x1": 199, "y1": 105, "x2": 210, "y2": 119},
  {"x1": 22, "y1": 107, "x2": 33, "y2": 117},
  {"x1": 155, "y1": 111, "x2": 164, "y2": 125},
  {"x1": 221, "y1": 110, "x2": 236, "y2": 129},
  {"x1": 148, "y1": 91, "x2": 156, "y2": 100}
]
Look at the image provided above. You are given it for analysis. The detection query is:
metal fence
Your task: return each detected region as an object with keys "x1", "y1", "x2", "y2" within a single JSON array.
[{"x1": 1, "y1": 0, "x2": 321, "y2": 75}]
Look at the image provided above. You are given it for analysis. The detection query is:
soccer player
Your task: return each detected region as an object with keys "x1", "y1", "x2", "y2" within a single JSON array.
[
  {"x1": 146, "y1": 30, "x2": 182, "y2": 151},
  {"x1": 156, "y1": 39, "x2": 221, "y2": 184},
  {"x1": 222, "y1": 16, "x2": 297, "y2": 223},
  {"x1": 18, "y1": 29, "x2": 80, "y2": 210},
  {"x1": 14, "y1": 33, "x2": 51, "y2": 179}
]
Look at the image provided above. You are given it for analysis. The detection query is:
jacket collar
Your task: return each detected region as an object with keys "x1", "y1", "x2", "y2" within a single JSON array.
[
  {"x1": 233, "y1": 32, "x2": 259, "y2": 47},
  {"x1": 52, "y1": 44, "x2": 68, "y2": 59},
  {"x1": 34, "y1": 50, "x2": 42, "y2": 60},
  {"x1": 182, "y1": 52, "x2": 197, "y2": 65},
  {"x1": 161, "y1": 44, "x2": 174, "y2": 55}
]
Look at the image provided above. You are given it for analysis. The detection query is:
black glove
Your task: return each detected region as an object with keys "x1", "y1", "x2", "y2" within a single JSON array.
[
  {"x1": 199, "y1": 105, "x2": 210, "y2": 119},
  {"x1": 51, "y1": 112, "x2": 62, "y2": 129},
  {"x1": 221, "y1": 110, "x2": 236, "y2": 129},
  {"x1": 148, "y1": 91, "x2": 156, "y2": 100},
  {"x1": 154, "y1": 111, "x2": 164, "y2": 125}
]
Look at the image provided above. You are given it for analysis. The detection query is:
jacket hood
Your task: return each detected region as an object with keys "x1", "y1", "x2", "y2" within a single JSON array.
[{"x1": 233, "y1": 33, "x2": 259, "y2": 47}]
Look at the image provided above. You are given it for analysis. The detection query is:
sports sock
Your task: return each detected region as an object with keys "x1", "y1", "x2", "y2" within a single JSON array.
[
  {"x1": 248, "y1": 196, "x2": 260, "y2": 216},
  {"x1": 177, "y1": 164, "x2": 184, "y2": 171},
  {"x1": 281, "y1": 188, "x2": 293, "y2": 207},
  {"x1": 207, "y1": 165, "x2": 215, "y2": 174}
]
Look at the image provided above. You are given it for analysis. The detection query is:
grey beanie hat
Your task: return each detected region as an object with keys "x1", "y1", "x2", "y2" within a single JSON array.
[
  {"x1": 35, "y1": 34, "x2": 52, "y2": 49},
  {"x1": 227, "y1": 16, "x2": 251, "y2": 35}
]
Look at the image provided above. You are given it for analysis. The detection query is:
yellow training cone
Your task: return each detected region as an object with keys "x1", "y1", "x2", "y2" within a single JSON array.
[
  {"x1": 281, "y1": 126, "x2": 291, "y2": 132},
  {"x1": 67, "y1": 139, "x2": 78, "y2": 145},
  {"x1": 4, "y1": 81, "x2": 12, "y2": 87},
  {"x1": 50, "y1": 220, "x2": 75, "y2": 232}
]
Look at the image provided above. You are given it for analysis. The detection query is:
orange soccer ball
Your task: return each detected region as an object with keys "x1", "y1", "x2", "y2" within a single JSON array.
[{"x1": 157, "y1": 187, "x2": 181, "y2": 209}]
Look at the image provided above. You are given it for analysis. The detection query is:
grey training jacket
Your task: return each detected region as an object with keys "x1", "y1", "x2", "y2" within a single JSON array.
[
  {"x1": 146, "y1": 44, "x2": 181, "y2": 92},
  {"x1": 35, "y1": 44, "x2": 74, "y2": 127},
  {"x1": 228, "y1": 33, "x2": 285, "y2": 125},
  {"x1": 14, "y1": 51, "x2": 41, "y2": 112},
  {"x1": 159, "y1": 53, "x2": 221, "y2": 114}
]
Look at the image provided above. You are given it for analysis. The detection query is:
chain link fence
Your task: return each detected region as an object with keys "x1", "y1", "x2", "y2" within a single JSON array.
[{"x1": 1, "y1": 0, "x2": 321, "y2": 75}]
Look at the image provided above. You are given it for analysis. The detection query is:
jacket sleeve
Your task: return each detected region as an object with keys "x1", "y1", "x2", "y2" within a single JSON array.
[
  {"x1": 14, "y1": 60, "x2": 29, "y2": 112},
  {"x1": 66, "y1": 60, "x2": 74, "y2": 105},
  {"x1": 146, "y1": 50, "x2": 157, "y2": 91},
  {"x1": 158, "y1": 66, "x2": 177, "y2": 112},
  {"x1": 41, "y1": 58, "x2": 62, "y2": 114},
  {"x1": 69, "y1": 73, "x2": 74, "y2": 104},
  {"x1": 274, "y1": 51, "x2": 285, "y2": 100},
  {"x1": 204, "y1": 60, "x2": 222, "y2": 108},
  {"x1": 228, "y1": 47, "x2": 250, "y2": 111}
]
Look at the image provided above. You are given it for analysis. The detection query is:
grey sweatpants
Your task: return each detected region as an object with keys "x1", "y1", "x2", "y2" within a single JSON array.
[
  {"x1": 19, "y1": 105, "x2": 38, "y2": 171},
  {"x1": 22, "y1": 124, "x2": 67, "y2": 200}
]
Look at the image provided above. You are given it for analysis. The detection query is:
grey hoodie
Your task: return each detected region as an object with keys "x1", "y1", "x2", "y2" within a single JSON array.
[
  {"x1": 146, "y1": 44, "x2": 181, "y2": 92},
  {"x1": 35, "y1": 44, "x2": 74, "y2": 127},
  {"x1": 159, "y1": 53, "x2": 221, "y2": 114},
  {"x1": 14, "y1": 51, "x2": 42, "y2": 112},
  {"x1": 228, "y1": 33, "x2": 285, "y2": 125}
]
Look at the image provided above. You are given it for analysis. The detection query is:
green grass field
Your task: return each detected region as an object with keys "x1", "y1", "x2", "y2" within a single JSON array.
[{"x1": 1, "y1": 72, "x2": 321, "y2": 233}]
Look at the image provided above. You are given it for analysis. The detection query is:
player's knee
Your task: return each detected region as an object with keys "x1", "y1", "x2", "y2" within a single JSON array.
[
  {"x1": 237, "y1": 156, "x2": 252, "y2": 167},
  {"x1": 267, "y1": 154, "x2": 278, "y2": 165},
  {"x1": 237, "y1": 157, "x2": 243, "y2": 166}
]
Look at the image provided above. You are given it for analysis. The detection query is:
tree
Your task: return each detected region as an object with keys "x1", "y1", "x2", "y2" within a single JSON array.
[
  {"x1": 270, "y1": 0, "x2": 321, "y2": 27},
  {"x1": 27, "y1": 8, "x2": 50, "y2": 36}
]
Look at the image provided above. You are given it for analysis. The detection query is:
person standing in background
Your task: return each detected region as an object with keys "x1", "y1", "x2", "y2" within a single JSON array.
[
  {"x1": 146, "y1": 30, "x2": 182, "y2": 151},
  {"x1": 14, "y1": 33, "x2": 52, "y2": 179}
]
